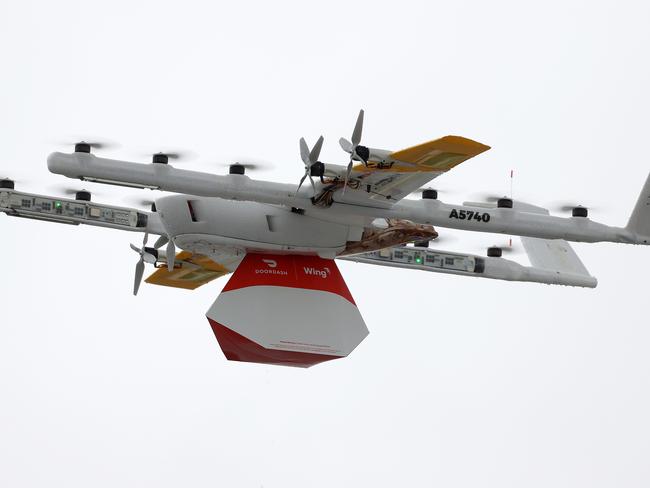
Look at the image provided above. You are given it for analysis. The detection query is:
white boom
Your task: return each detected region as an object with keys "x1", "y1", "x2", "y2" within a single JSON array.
[
  {"x1": 339, "y1": 240, "x2": 597, "y2": 288},
  {"x1": 47, "y1": 151, "x2": 650, "y2": 246}
]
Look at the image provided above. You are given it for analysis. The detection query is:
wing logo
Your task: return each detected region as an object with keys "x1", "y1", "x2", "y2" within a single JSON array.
[{"x1": 303, "y1": 266, "x2": 330, "y2": 279}]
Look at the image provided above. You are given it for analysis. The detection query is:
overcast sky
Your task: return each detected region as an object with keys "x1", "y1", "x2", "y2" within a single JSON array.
[{"x1": 1, "y1": 1, "x2": 650, "y2": 487}]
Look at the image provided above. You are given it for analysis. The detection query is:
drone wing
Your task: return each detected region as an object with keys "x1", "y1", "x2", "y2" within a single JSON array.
[
  {"x1": 334, "y1": 135, "x2": 489, "y2": 206},
  {"x1": 145, "y1": 251, "x2": 232, "y2": 290}
]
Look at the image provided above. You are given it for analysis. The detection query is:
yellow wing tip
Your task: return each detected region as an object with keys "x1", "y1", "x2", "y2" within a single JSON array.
[
  {"x1": 388, "y1": 135, "x2": 490, "y2": 171},
  {"x1": 435, "y1": 135, "x2": 491, "y2": 155}
]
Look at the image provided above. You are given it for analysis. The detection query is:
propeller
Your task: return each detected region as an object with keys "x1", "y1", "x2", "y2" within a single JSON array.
[
  {"x1": 217, "y1": 160, "x2": 275, "y2": 172},
  {"x1": 50, "y1": 185, "x2": 101, "y2": 196},
  {"x1": 130, "y1": 232, "x2": 157, "y2": 296},
  {"x1": 411, "y1": 187, "x2": 459, "y2": 199},
  {"x1": 476, "y1": 238, "x2": 521, "y2": 257},
  {"x1": 470, "y1": 193, "x2": 510, "y2": 203},
  {"x1": 56, "y1": 138, "x2": 120, "y2": 151},
  {"x1": 139, "y1": 149, "x2": 197, "y2": 164},
  {"x1": 49, "y1": 185, "x2": 102, "y2": 202},
  {"x1": 339, "y1": 109, "x2": 368, "y2": 192},
  {"x1": 463, "y1": 201, "x2": 497, "y2": 209},
  {"x1": 0, "y1": 176, "x2": 30, "y2": 189},
  {"x1": 297, "y1": 135, "x2": 324, "y2": 193},
  {"x1": 551, "y1": 202, "x2": 598, "y2": 213}
]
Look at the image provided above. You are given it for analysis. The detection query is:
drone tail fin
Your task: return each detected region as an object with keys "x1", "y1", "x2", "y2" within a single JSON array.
[
  {"x1": 626, "y1": 172, "x2": 650, "y2": 243},
  {"x1": 521, "y1": 237, "x2": 593, "y2": 279}
]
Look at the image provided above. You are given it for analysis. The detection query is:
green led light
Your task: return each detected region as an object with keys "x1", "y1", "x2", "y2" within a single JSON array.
[
  {"x1": 415, "y1": 256, "x2": 423, "y2": 264},
  {"x1": 54, "y1": 201, "x2": 62, "y2": 209}
]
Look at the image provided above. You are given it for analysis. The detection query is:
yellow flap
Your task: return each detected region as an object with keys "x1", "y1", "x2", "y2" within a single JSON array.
[{"x1": 145, "y1": 251, "x2": 231, "y2": 290}]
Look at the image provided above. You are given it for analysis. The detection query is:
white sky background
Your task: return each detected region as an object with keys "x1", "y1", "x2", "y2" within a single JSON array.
[{"x1": 1, "y1": 0, "x2": 649, "y2": 486}]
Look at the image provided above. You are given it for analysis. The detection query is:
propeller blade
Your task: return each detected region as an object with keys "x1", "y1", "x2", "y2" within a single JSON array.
[
  {"x1": 167, "y1": 239, "x2": 176, "y2": 272},
  {"x1": 463, "y1": 201, "x2": 497, "y2": 209},
  {"x1": 299, "y1": 138, "x2": 310, "y2": 165},
  {"x1": 351, "y1": 109, "x2": 364, "y2": 146},
  {"x1": 309, "y1": 135, "x2": 324, "y2": 163},
  {"x1": 297, "y1": 172, "x2": 308, "y2": 192},
  {"x1": 552, "y1": 203, "x2": 596, "y2": 213},
  {"x1": 133, "y1": 259, "x2": 145, "y2": 296},
  {"x1": 57, "y1": 138, "x2": 120, "y2": 150},
  {"x1": 138, "y1": 150, "x2": 198, "y2": 163},
  {"x1": 339, "y1": 137, "x2": 353, "y2": 153},
  {"x1": 154, "y1": 235, "x2": 168, "y2": 249},
  {"x1": 143, "y1": 231, "x2": 149, "y2": 246},
  {"x1": 129, "y1": 243, "x2": 140, "y2": 253},
  {"x1": 343, "y1": 158, "x2": 353, "y2": 194},
  {"x1": 218, "y1": 161, "x2": 274, "y2": 171}
]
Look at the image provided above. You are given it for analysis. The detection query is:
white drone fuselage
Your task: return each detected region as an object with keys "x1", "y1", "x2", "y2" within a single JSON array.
[{"x1": 157, "y1": 196, "x2": 356, "y2": 257}]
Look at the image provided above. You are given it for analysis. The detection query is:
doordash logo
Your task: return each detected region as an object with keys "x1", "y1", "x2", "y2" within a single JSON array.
[
  {"x1": 303, "y1": 266, "x2": 330, "y2": 279},
  {"x1": 255, "y1": 258, "x2": 288, "y2": 275}
]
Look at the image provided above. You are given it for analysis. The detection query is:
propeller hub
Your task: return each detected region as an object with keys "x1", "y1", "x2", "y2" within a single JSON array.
[
  {"x1": 152, "y1": 153, "x2": 169, "y2": 164},
  {"x1": 75, "y1": 190, "x2": 91, "y2": 201},
  {"x1": 0, "y1": 178, "x2": 15, "y2": 190},
  {"x1": 229, "y1": 163, "x2": 246, "y2": 175},
  {"x1": 421, "y1": 189, "x2": 438, "y2": 200},
  {"x1": 355, "y1": 145, "x2": 370, "y2": 163},
  {"x1": 487, "y1": 246, "x2": 503, "y2": 258},
  {"x1": 74, "y1": 142, "x2": 91, "y2": 153},
  {"x1": 143, "y1": 247, "x2": 159, "y2": 260},
  {"x1": 497, "y1": 198, "x2": 513, "y2": 209},
  {"x1": 572, "y1": 206, "x2": 588, "y2": 218},
  {"x1": 310, "y1": 161, "x2": 325, "y2": 177}
]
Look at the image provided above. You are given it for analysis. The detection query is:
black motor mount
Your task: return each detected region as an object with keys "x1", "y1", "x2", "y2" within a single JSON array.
[
  {"x1": 572, "y1": 206, "x2": 588, "y2": 218},
  {"x1": 229, "y1": 163, "x2": 246, "y2": 175},
  {"x1": 0, "y1": 178, "x2": 15, "y2": 189},
  {"x1": 497, "y1": 198, "x2": 513, "y2": 208},
  {"x1": 75, "y1": 190, "x2": 91, "y2": 201},
  {"x1": 310, "y1": 161, "x2": 325, "y2": 177},
  {"x1": 487, "y1": 246, "x2": 503, "y2": 258},
  {"x1": 152, "y1": 153, "x2": 169, "y2": 164},
  {"x1": 355, "y1": 145, "x2": 370, "y2": 163},
  {"x1": 421, "y1": 189, "x2": 438, "y2": 200},
  {"x1": 74, "y1": 142, "x2": 92, "y2": 153}
]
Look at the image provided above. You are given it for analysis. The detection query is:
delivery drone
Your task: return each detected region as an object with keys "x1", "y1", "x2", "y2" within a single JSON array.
[{"x1": 2, "y1": 110, "x2": 649, "y2": 367}]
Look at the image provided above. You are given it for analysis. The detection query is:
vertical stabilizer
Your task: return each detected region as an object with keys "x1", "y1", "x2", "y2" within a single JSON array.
[{"x1": 626, "y1": 172, "x2": 650, "y2": 243}]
